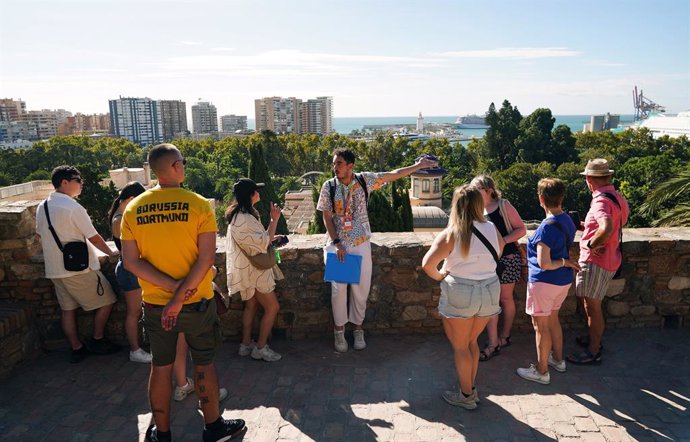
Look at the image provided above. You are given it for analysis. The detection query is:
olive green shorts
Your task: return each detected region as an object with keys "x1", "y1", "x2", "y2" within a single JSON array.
[{"x1": 143, "y1": 299, "x2": 221, "y2": 366}]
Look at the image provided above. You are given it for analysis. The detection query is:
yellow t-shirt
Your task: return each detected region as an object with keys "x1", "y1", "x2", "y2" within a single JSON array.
[{"x1": 121, "y1": 187, "x2": 217, "y2": 305}]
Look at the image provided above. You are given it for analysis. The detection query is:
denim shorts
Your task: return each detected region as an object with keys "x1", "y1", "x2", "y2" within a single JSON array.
[
  {"x1": 439, "y1": 275, "x2": 501, "y2": 319},
  {"x1": 115, "y1": 259, "x2": 140, "y2": 292}
]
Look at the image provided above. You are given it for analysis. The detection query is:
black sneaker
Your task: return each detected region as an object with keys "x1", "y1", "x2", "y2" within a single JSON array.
[
  {"x1": 70, "y1": 345, "x2": 90, "y2": 363},
  {"x1": 202, "y1": 418, "x2": 246, "y2": 442},
  {"x1": 86, "y1": 337, "x2": 121, "y2": 355},
  {"x1": 145, "y1": 425, "x2": 172, "y2": 442}
]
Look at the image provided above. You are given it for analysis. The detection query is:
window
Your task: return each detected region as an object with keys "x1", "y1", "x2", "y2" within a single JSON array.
[
  {"x1": 422, "y1": 179, "x2": 430, "y2": 193},
  {"x1": 433, "y1": 178, "x2": 440, "y2": 193},
  {"x1": 413, "y1": 178, "x2": 419, "y2": 197}
]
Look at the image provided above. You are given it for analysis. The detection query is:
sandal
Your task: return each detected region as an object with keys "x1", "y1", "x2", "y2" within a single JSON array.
[
  {"x1": 575, "y1": 335, "x2": 604, "y2": 352},
  {"x1": 499, "y1": 335, "x2": 512, "y2": 348},
  {"x1": 479, "y1": 344, "x2": 500, "y2": 361},
  {"x1": 566, "y1": 349, "x2": 602, "y2": 365}
]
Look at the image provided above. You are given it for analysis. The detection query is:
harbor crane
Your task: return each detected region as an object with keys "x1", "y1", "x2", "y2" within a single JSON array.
[{"x1": 633, "y1": 86, "x2": 665, "y2": 121}]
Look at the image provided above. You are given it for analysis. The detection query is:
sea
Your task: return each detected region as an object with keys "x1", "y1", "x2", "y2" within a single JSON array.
[{"x1": 247, "y1": 115, "x2": 636, "y2": 136}]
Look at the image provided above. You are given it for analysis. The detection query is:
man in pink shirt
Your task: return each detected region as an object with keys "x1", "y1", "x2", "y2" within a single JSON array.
[{"x1": 568, "y1": 159, "x2": 629, "y2": 365}]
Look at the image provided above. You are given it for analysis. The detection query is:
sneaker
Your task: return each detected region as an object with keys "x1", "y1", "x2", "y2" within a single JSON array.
[
  {"x1": 516, "y1": 364, "x2": 551, "y2": 385},
  {"x1": 471, "y1": 387, "x2": 480, "y2": 403},
  {"x1": 353, "y1": 329, "x2": 366, "y2": 350},
  {"x1": 202, "y1": 418, "x2": 247, "y2": 442},
  {"x1": 548, "y1": 353, "x2": 566, "y2": 373},
  {"x1": 251, "y1": 345, "x2": 282, "y2": 362},
  {"x1": 145, "y1": 425, "x2": 172, "y2": 442},
  {"x1": 174, "y1": 377, "x2": 195, "y2": 401},
  {"x1": 334, "y1": 330, "x2": 348, "y2": 353},
  {"x1": 441, "y1": 390, "x2": 478, "y2": 410},
  {"x1": 238, "y1": 341, "x2": 255, "y2": 357},
  {"x1": 70, "y1": 345, "x2": 90, "y2": 364},
  {"x1": 86, "y1": 337, "x2": 121, "y2": 355},
  {"x1": 129, "y1": 348, "x2": 152, "y2": 364}
]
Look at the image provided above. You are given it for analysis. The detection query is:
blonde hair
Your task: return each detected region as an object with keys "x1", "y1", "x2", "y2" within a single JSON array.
[
  {"x1": 470, "y1": 174, "x2": 501, "y2": 201},
  {"x1": 447, "y1": 184, "x2": 486, "y2": 257}
]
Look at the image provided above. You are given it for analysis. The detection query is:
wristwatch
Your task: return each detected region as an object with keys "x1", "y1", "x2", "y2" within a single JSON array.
[{"x1": 332, "y1": 238, "x2": 341, "y2": 245}]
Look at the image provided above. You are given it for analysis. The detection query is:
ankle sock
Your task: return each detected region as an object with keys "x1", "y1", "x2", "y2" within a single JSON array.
[{"x1": 462, "y1": 391, "x2": 472, "y2": 398}]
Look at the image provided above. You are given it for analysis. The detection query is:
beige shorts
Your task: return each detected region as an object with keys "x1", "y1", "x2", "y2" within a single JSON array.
[{"x1": 52, "y1": 270, "x2": 117, "y2": 311}]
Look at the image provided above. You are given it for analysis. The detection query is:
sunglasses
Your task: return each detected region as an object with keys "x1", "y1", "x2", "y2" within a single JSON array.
[
  {"x1": 69, "y1": 176, "x2": 83, "y2": 183},
  {"x1": 172, "y1": 158, "x2": 187, "y2": 167}
]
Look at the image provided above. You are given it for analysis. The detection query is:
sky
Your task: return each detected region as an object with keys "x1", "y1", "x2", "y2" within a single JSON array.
[{"x1": 1, "y1": 0, "x2": 688, "y2": 118}]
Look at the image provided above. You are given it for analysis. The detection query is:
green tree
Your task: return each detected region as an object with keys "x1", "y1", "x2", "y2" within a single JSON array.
[
  {"x1": 75, "y1": 164, "x2": 118, "y2": 238},
  {"x1": 307, "y1": 174, "x2": 330, "y2": 234},
  {"x1": 484, "y1": 100, "x2": 522, "y2": 168},
  {"x1": 515, "y1": 108, "x2": 555, "y2": 164},
  {"x1": 367, "y1": 190, "x2": 396, "y2": 232},
  {"x1": 550, "y1": 124, "x2": 579, "y2": 166},
  {"x1": 640, "y1": 167, "x2": 690, "y2": 226},
  {"x1": 247, "y1": 144, "x2": 288, "y2": 234},
  {"x1": 23, "y1": 169, "x2": 51, "y2": 181}
]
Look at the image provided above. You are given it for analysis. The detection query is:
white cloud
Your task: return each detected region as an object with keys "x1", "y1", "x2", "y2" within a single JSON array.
[
  {"x1": 433, "y1": 47, "x2": 581, "y2": 59},
  {"x1": 178, "y1": 41, "x2": 202, "y2": 46},
  {"x1": 211, "y1": 47, "x2": 236, "y2": 52}
]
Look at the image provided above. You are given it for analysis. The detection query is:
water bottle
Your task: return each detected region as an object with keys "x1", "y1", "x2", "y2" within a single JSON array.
[{"x1": 275, "y1": 248, "x2": 281, "y2": 264}]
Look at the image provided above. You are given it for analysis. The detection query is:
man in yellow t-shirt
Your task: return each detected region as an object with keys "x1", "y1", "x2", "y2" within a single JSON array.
[{"x1": 121, "y1": 143, "x2": 246, "y2": 442}]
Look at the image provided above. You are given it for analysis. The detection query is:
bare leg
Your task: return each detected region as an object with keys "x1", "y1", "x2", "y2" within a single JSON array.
[
  {"x1": 124, "y1": 288, "x2": 143, "y2": 351},
  {"x1": 499, "y1": 282, "x2": 516, "y2": 345},
  {"x1": 61, "y1": 309, "x2": 82, "y2": 350},
  {"x1": 583, "y1": 297, "x2": 604, "y2": 354},
  {"x1": 92, "y1": 303, "x2": 113, "y2": 340},
  {"x1": 442, "y1": 317, "x2": 476, "y2": 395},
  {"x1": 149, "y1": 363, "x2": 173, "y2": 431},
  {"x1": 532, "y1": 315, "x2": 551, "y2": 374},
  {"x1": 195, "y1": 363, "x2": 221, "y2": 424},
  {"x1": 242, "y1": 297, "x2": 259, "y2": 345},
  {"x1": 484, "y1": 315, "x2": 499, "y2": 348},
  {"x1": 469, "y1": 317, "x2": 490, "y2": 385},
  {"x1": 173, "y1": 333, "x2": 188, "y2": 387},
  {"x1": 253, "y1": 290, "x2": 280, "y2": 349},
  {"x1": 549, "y1": 309, "x2": 564, "y2": 361}
]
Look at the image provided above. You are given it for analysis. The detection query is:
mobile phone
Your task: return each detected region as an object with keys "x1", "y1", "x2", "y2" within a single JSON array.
[{"x1": 272, "y1": 235, "x2": 289, "y2": 248}]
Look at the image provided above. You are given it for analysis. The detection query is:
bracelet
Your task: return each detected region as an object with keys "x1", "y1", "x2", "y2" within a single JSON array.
[
  {"x1": 561, "y1": 258, "x2": 565, "y2": 267},
  {"x1": 332, "y1": 238, "x2": 340, "y2": 245}
]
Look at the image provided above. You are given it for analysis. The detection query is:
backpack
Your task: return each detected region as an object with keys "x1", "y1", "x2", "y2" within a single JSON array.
[
  {"x1": 328, "y1": 173, "x2": 368, "y2": 213},
  {"x1": 599, "y1": 191, "x2": 624, "y2": 279}
]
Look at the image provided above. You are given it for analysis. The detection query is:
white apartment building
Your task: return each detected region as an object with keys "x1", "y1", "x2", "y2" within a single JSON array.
[
  {"x1": 300, "y1": 96, "x2": 333, "y2": 135},
  {"x1": 220, "y1": 114, "x2": 248, "y2": 133},
  {"x1": 191, "y1": 101, "x2": 218, "y2": 134},
  {"x1": 254, "y1": 97, "x2": 302, "y2": 134},
  {"x1": 109, "y1": 97, "x2": 163, "y2": 146},
  {"x1": 159, "y1": 100, "x2": 188, "y2": 140}
]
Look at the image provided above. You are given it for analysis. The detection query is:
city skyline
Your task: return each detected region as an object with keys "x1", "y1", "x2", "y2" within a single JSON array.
[{"x1": 1, "y1": 0, "x2": 688, "y2": 118}]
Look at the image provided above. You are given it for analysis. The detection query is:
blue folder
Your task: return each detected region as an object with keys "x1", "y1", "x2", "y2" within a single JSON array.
[{"x1": 324, "y1": 252, "x2": 362, "y2": 284}]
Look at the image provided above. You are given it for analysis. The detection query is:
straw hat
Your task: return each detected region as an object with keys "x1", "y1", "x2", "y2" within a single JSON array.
[{"x1": 580, "y1": 159, "x2": 614, "y2": 176}]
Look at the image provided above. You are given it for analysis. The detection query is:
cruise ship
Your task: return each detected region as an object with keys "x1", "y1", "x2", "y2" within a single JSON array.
[
  {"x1": 455, "y1": 114, "x2": 489, "y2": 129},
  {"x1": 637, "y1": 112, "x2": 690, "y2": 139}
]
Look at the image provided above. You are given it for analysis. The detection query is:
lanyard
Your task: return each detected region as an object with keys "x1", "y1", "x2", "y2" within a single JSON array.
[{"x1": 340, "y1": 180, "x2": 355, "y2": 216}]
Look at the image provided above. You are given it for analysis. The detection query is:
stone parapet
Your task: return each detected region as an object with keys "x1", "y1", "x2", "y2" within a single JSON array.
[{"x1": 1, "y1": 200, "x2": 688, "y2": 351}]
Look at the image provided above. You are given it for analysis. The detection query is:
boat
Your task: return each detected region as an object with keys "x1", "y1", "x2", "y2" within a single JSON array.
[
  {"x1": 455, "y1": 114, "x2": 489, "y2": 129},
  {"x1": 636, "y1": 111, "x2": 690, "y2": 139}
]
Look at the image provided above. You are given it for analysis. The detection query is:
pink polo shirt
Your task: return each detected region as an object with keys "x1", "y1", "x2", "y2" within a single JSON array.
[{"x1": 579, "y1": 185, "x2": 629, "y2": 272}]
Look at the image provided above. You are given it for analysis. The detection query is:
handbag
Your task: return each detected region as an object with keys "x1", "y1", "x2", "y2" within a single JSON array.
[
  {"x1": 233, "y1": 237, "x2": 276, "y2": 270},
  {"x1": 471, "y1": 225, "x2": 503, "y2": 277},
  {"x1": 43, "y1": 201, "x2": 89, "y2": 272}
]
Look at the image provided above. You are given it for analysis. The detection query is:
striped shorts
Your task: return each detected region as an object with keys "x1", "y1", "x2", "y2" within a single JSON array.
[{"x1": 575, "y1": 261, "x2": 615, "y2": 301}]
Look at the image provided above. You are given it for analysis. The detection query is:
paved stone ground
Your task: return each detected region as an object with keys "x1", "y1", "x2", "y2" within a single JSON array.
[{"x1": 0, "y1": 328, "x2": 689, "y2": 441}]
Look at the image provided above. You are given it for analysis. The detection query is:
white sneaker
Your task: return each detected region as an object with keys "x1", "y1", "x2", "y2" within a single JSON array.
[
  {"x1": 516, "y1": 364, "x2": 551, "y2": 385},
  {"x1": 238, "y1": 341, "x2": 255, "y2": 357},
  {"x1": 471, "y1": 388, "x2": 480, "y2": 403},
  {"x1": 548, "y1": 352, "x2": 567, "y2": 373},
  {"x1": 353, "y1": 329, "x2": 366, "y2": 350},
  {"x1": 129, "y1": 348, "x2": 152, "y2": 364},
  {"x1": 251, "y1": 345, "x2": 282, "y2": 362},
  {"x1": 174, "y1": 377, "x2": 195, "y2": 401},
  {"x1": 442, "y1": 390, "x2": 478, "y2": 410},
  {"x1": 219, "y1": 387, "x2": 228, "y2": 402},
  {"x1": 334, "y1": 330, "x2": 348, "y2": 352}
]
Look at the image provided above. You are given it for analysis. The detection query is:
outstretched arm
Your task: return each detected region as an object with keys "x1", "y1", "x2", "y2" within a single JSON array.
[{"x1": 379, "y1": 156, "x2": 438, "y2": 183}]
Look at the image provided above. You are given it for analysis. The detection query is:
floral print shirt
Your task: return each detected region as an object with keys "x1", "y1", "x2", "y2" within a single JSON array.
[{"x1": 316, "y1": 172, "x2": 386, "y2": 247}]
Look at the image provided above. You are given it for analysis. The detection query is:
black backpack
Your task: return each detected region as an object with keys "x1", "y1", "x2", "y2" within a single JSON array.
[{"x1": 328, "y1": 173, "x2": 368, "y2": 213}]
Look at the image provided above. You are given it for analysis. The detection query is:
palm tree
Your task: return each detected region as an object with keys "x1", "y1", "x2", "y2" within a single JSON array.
[{"x1": 639, "y1": 168, "x2": 690, "y2": 226}]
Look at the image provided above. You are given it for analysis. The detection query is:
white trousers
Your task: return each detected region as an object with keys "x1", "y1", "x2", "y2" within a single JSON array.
[{"x1": 325, "y1": 241, "x2": 373, "y2": 327}]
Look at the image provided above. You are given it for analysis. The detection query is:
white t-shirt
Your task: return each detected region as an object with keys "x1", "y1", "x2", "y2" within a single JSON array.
[
  {"x1": 35, "y1": 192, "x2": 100, "y2": 279},
  {"x1": 442, "y1": 220, "x2": 499, "y2": 280}
]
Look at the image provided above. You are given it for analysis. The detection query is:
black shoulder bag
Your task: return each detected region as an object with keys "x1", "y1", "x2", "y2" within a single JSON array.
[
  {"x1": 43, "y1": 200, "x2": 90, "y2": 272},
  {"x1": 471, "y1": 225, "x2": 503, "y2": 278},
  {"x1": 600, "y1": 192, "x2": 624, "y2": 279}
]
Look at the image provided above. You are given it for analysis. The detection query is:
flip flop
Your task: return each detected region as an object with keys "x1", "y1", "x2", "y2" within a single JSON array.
[
  {"x1": 575, "y1": 335, "x2": 604, "y2": 352},
  {"x1": 500, "y1": 335, "x2": 512, "y2": 348}
]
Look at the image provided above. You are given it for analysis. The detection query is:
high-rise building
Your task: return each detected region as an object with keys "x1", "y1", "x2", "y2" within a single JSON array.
[
  {"x1": 0, "y1": 121, "x2": 38, "y2": 143},
  {"x1": 109, "y1": 97, "x2": 163, "y2": 146},
  {"x1": 0, "y1": 99, "x2": 26, "y2": 122},
  {"x1": 59, "y1": 113, "x2": 111, "y2": 135},
  {"x1": 191, "y1": 101, "x2": 218, "y2": 134},
  {"x1": 220, "y1": 114, "x2": 248, "y2": 133},
  {"x1": 254, "y1": 97, "x2": 302, "y2": 134},
  {"x1": 159, "y1": 100, "x2": 188, "y2": 140},
  {"x1": 300, "y1": 96, "x2": 333, "y2": 135},
  {"x1": 20, "y1": 110, "x2": 59, "y2": 140}
]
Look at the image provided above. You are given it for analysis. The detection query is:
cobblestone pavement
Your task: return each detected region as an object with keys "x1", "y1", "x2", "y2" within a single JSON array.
[{"x1": 0, "y1": 328, "x2": 688, "y2": 441}]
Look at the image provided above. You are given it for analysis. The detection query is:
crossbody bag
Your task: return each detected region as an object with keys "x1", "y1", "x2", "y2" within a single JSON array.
[
  {"x1": 42, "y1": 200, "x2": 90, "y2": 272},
  {"x1": 471, "y1": 225, "x2": 503, "y2": 277}
]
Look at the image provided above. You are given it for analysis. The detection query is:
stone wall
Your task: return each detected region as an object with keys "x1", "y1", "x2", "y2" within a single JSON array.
[{"x1": 1, "y1": 200, "x2": 689, "y2": 351}]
